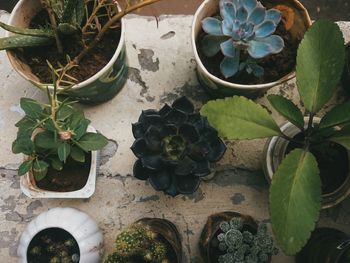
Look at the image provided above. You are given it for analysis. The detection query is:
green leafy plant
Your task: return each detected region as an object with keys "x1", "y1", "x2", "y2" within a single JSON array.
[
  {"x1": 12, "y1": 64, "x2": 108, "y2": 181},
  {"x1": 105, "y1": 223, "x2": 169, "y2": 263},
  {"x1": 216, "y1": 217, "x2": 278, "y2": 263},
  {"x1": 0, "y1": 0, "x2": 161, "y2": 81},
  {"x1": 200, "y1": 20, "x2": 346, "y2": 255}
]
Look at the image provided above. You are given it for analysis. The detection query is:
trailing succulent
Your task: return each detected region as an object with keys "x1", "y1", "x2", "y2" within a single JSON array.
[
  {"x1": 131, "y1": 97, "x2": 226, "y2": 197},
  {"x1": 201, "y1": 0, "x2": 284, "y2": 78},
  {"x1": 216, "y1": 218, "x2": 277, "y2": 263},
  {"x1": 12, "y1": 69, "x2": 108, "y2": 181},
  {"x1": 105, "y1": 223, "x2": 169, "y2": 263},
  {"x1": 201, "y1": 21, "x2": 346, "y2": 255}
]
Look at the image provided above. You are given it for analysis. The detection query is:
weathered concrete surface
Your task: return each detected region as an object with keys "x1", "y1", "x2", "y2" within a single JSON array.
[{"x1": 0, "y1": 11, "x2": 350, "y2": 262}]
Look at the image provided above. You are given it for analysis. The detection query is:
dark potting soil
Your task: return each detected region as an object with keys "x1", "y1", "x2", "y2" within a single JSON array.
[
  {"x1": 14, "y1": 9, "x2": 121, "y2": 83},
  {"x1": 27, "y1": 228, "x2": 80, "y2": 263},
  {"x1": 286, "y1": 134, "x2": 349, "y2": 194},
  {"x1": 36, "y1": 153, "x2": 91, "y2": 192},
  {"x1": 197, "y1": 22, "x2": 298, "y2": 85}
]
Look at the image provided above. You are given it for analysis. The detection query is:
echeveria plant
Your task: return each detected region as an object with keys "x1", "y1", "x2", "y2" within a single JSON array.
[
  {"x1": 201, "y1": 0, "x2": 284, "y2": 78},
  {"x1": 105, "y1": 223, "x2": 169, "y2": 263},
  {"x1": 201, "y1": 20, "x2": 346, "y2": 255},
  {"x1": 12, "y1": 67, "x2": 108, "y2": 180},
  {"x1": 131, "y1": 97, "x2": 226, "y2": 197},
  {"x1": 216, "y1": 217, "x2": 278, "y2": 263}
]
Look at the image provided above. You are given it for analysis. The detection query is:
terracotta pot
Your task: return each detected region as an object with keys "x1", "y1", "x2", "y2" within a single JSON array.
[
  {"x1": 17, "y1": 207, "x2": 103, "y2": 263},
  {"x1": 6, "y1": 0, "x2": 128, "y2": 104},
  {"x1": 262, "y1": 118, "x2": 350, "y2": 209},
  {"x1": 191, "y1": 0, "x2": 311, "y2": 98},
  {"x1": 199, "y1": 211, "x2": 260, "y2": 263},
  {"x1": 136, "y1": 218, "x2": 183, "y2": 263},
  {"x1": 296, "y1": 228, "x2": 350, "y2": 263},
  {"x1": 20, "y1": 126, "x2": 100, "y2": 199}
]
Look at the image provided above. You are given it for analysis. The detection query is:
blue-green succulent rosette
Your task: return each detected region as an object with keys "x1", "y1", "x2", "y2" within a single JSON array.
[
  {"x1": 201, "y1": 0, "x2": 284, "y2": 78},
  {"x1": 131, "y1": 97, "x2": 226, "y2": 197}
]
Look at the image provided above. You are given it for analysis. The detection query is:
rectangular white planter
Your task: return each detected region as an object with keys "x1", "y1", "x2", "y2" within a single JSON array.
[{"x1": 20, "y1": 126, "x2": 99, "y2": 198}]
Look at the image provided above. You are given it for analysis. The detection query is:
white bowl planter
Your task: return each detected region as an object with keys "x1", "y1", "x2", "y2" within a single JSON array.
[
  {"x1": 20, "y1": 126, "x2": 99, "y2": 199},
  {"x1": 17, "y1": 207, "x2": 103, "y2": 263},
  {"x1": 263, "y1": 118, "x2": 350, "y2": 209},
  {"x1": 6, "y1": 0, "x2": 128, "y2": 103},
  {"x1": 191, "y1": 0, "x2": 311, "y2": 98}
]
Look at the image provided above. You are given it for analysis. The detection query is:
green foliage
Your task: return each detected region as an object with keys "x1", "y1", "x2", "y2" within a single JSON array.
[
  {"x1": 269, "y1": 149, "x2": 321, "y2": 255},
  {"x1": 105, "y1": 223, "x2": 169, "y2": 263},
  {"x1": 0, "y1": 35, "x2": 53, "y2": 50},
  {"x1": 200, "y1": 20, "x2": 346, "y2": 255},
  {"x1": 200, "y1": 96, "x2": 281, "y2": 139},
  {"x1": 217, "y1": 217, "x2": 278, "y2": 263},
  {"x1": 296, "y1": 20, "x2": 345, "y2": 113}
]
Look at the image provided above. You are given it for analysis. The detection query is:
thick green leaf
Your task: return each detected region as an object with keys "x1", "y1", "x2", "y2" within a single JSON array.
[
  {"x1": 18, "y1": 160, "x2": 33, "y2": 176},
  {"x1": 33, "y1": 160, "x2": 49, "y2": 181},
  {"x1": 270, "y1": 149, "x2": 321, "y2": 255},
  {"x1": 73, "y1": 119, "x2": 90, "y2": 140},
  {"x1": 78, "y1": 133, "x2": 108, "y2": 151},
  {"x1": 50, "y1": 157, "x2": 63, "y2": 171},
  {"x1": 296, "y1": 20, "x2": 345, "y2": 113},
  {"x1": 34, "y1": 131, "x2": 59, "y2": 149},
  {"x1": 70, "y1": 146, "x2": 85, "y2": 163},
  {"x1": 0, "y1": 21, "x2": 54, "y2": 37},
  {"x1": 267, "y1": 95, "x2": 304, "y2": 129},
  {"x1": 200, "y1": 96, "x2": 281, "y2": 139},
  {"x1": 329, "y1": 125, "x2": 350, "y2": 150},
  {"x1": 58, "y1": 142, "x2": 71, "y2": 162},
  {"x1": 319, "y1": 101, "x2": 350, "y2": 129},
  {"x1": 61, "y1": 0, "x2": 85, "y2": 25},
  {"x1": 20, "y1": 98, "x2": 43, "y2": 119},
  {"x1": 16, "y1": 117, "x2": 36, "y2": 137},
  {"x1": 0, "y1": 35, "x2": 53, "y2": 50},
  {"x1": 68, "y1": 111, "x2": 85, "y2": 130},
  {"x1": 57, "y1": 104, "x2": 74, "y2": 121},
  {"x1": 12, "y1": 137, "x2": 34, "y2": 155}
]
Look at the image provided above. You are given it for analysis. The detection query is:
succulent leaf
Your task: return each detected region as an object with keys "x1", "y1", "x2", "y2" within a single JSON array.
[{"x1": 202, "y1": 17, "x2": 223, "y2": 36}]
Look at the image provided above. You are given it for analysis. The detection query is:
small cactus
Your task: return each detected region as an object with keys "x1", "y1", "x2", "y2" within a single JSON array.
[
  {"x1": 217, "y1": 217, "x2": 278, "y2": 263},
  {"x1": 106, "y1": 223, "x2": 170, "y2": 263}
]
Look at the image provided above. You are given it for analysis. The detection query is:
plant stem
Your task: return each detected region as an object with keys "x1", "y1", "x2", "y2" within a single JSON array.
[
  {"x1": 280, "y1": 133, "x2": 304, "y2": 146},
  {"x1": 73, "y1": 0, "x2": 163, "y2": 64}
]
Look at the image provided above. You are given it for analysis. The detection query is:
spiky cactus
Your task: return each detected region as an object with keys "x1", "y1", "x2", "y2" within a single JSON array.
[
  {"x1": 105, "y1": 223, "x2": 169, "y2": 263},
  {"x1": 217, "y1": 218, "x2": 278, "y2": 263}
]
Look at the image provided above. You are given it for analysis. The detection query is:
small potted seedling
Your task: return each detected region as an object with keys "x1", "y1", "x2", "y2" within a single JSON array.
[
  {"x1": 199, "y1": 211, "x2": 278, "y2": 263},
  {"x1": 296, "y1": 228, "x2": 350, "y2": 263},
  {"x1": 1, "y1": 0, "x2": 161, "y2": 103},
  {"x1": 105, "y1": 218, "x2": 182, "y2": 263},
  {"x1": 191, "y1": 0, "x2": 311, "y2": 98},
  {"x1": 131, "y1": 96, "x2": 226, "y2": 197},
  {"x1": 13, "y1": 64, "x2": 108, "y2": 198},
  {"x1": 17, "y1": 207, "x2": 103, "y2": 263},
  {"x1": 201, "y1": 20, "x2": 350, "y2": 255}
]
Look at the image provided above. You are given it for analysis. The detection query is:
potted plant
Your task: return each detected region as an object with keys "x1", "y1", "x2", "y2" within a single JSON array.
[
  {"x1": 296, "y1": 228, "x2": 350, "y2": 263},
  {"x1": 105, "y1": 218, "x2": 182, "y2": 263},
  {"x1": 131, "y1": 96, "x2": 226, "y2": 197},
  {"x1": 200, "y1": 20, "x2": 349, "y2": 255},
  {"x1": 12, "y1": 67, "x2": 108, "y2": 198},
  {"x1": 199, "y1": 211, "x2": 278, "y2": 263},
  {"x1": 191, "y1": 0, "x2": 311, "y2": 98},
  {"x1": 17, "y1": 207, "x2": 103, "y2": 263},
  {"x1": 1, "y1": 0, "x2": 161, "y2": 103}
]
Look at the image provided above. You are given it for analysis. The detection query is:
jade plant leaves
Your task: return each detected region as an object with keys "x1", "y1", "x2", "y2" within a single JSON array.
[
  {"x1": 296, "y1": 20, "x2": 345, "y2": 113},
  {"x1": 78, "y1": 133, "x2": 108, "y2": 151},
  {"x1": 329, "y1": 125, "x2": 350, "y2": 150},
  {"x1": 319, "y1": 101, "x2": 350, "y2": 129},
  {"x1": 200, "y1": 96, "x2": 281, "y2": 139},
  {"x1": 270, "y1": 149, "x2": 321, "y2": 255},
  {"x1": 267, "y1": 95, "x2": 304, "y2": 130}
]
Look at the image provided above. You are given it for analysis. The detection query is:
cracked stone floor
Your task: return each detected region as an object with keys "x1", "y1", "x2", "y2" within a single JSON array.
[{"x1": 1, "y1": 10, "x2": 350, "y2": 263}]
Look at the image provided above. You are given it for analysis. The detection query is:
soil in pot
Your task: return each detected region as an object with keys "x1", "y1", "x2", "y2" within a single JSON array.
[
  {"x1": 27, "y1": 227, "x2": 80, "y2": 263},
  {"x1": 286, "y1": 133, "x2": 349, "y2": 194},
  {"x1": 36, "y1": 153, "x2": 91, "y2": 192},
  {"x1": 14, "y1": 7, "x2": 121, "y2": 83}
]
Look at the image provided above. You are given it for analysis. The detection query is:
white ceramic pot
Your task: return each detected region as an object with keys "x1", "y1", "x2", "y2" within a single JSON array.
[
  {"x1": 17, "y1": 207, "x2": 103, "y2": 263},
  {"x1": 263, "y1": 118, "x2": 350, "y2": 209},
  {"x1": 20, "y1": 126, "x2": 99, "y2": 199},
  {"x1": 191, "y1": 0, "x2": 311, "y2": 98},
  {"x1": 6, "y1": 0, "x2": 128, "y2": 103}
]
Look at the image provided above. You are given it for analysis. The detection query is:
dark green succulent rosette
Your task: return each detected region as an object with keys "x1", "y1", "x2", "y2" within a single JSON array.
[{"x1": 131, "y1": 97, "x2": 226, "y2": 197}]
